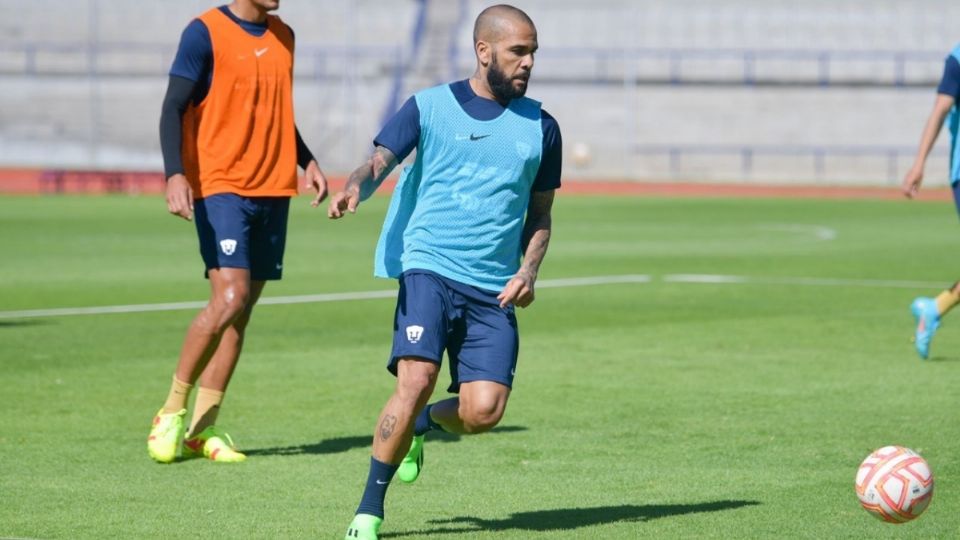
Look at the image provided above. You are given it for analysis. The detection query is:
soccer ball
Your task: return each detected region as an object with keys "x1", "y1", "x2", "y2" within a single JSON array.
[{"x1": 855, "y1": 446, "x2": 933, "y2": 523}]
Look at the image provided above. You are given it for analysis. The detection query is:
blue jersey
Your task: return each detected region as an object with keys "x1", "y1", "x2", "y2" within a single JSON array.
[
  {"x1": 374, "y1": 83, "x2": 547, "y2": 291},
  {"x1": 940, "y1": 45, "x2": 960, "y2": 184}
]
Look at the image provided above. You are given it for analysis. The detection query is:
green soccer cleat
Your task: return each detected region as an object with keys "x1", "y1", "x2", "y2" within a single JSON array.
[
  {"x1": 182, "y1": 426, "x2": 246, "y2": 463},
  {"x1": 147, "y1": 408, "x2": 186, "y2": 464},
  {"x1": 397, "y1": 434, "x2": 424, "y2": 484},
  {"x1": 344, "y1": 513, "x2": 382, "y2": 540}
]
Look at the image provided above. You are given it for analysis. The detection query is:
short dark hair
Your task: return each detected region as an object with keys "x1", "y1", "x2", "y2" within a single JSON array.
[{"x1": 473, "y1": 4, "x2": 535, "y2": 44}]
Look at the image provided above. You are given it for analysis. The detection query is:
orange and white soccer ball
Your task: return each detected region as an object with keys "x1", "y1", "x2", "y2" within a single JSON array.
[{"x1": 855, "y1": 446, "x2": 933, "y2": 523}]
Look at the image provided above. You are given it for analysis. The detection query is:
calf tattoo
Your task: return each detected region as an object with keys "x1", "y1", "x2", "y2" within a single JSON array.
[{"x1": 379, "y1": 414, "x2": 398, "y2": 441}]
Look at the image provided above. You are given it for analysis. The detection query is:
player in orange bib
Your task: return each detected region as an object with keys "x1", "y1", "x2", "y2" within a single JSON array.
[{"x1": 148, "y1": 0, "x2": 328, "y2": 464}]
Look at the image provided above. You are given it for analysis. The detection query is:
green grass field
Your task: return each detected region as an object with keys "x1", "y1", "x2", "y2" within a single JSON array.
[{"x1": 1, "y1": 192, "x2": 958, "y2": 539}]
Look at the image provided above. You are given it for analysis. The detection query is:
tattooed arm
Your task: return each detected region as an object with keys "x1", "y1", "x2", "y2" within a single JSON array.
[
  {"x1": 327, "y1": 145, "x2": 399, "y2": 219},
  {"x1": 496, "y1": 189, "x2": 555, "y2": 308}
]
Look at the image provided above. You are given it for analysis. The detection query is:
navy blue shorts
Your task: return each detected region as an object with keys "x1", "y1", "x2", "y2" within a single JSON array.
[
  {"x1": 193, "y1": 193, "x2": 290, "y2": 281},
  {"x1": 389, "y1": 270, "x2": 519, "y2": 393},
  {"x1": 953, "y1": 182, "x2": 960, "y2": 217}
]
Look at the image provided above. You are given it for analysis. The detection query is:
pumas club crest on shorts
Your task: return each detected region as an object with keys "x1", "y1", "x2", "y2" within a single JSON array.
[
  {"x1": 406, "y1": 325, "x2": 424, "y2": 344},
  {"x1": 219, "y1": 239, "x2": 237, "y2": 255}
]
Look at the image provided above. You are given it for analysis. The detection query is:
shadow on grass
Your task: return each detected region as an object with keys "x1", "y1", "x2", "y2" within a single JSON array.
[
  {"x1": 245, "y1": 425, "x2": 528, "y2": 457},
  {"x1": 0, "y1": 319, "x2": 46, "y2": 328},
  {"x1": 379, "y1": 500, "x2": 761, "y2": 537},
  {"x1": 928, "y1": 355, "x2": 960, "y2": 363}
]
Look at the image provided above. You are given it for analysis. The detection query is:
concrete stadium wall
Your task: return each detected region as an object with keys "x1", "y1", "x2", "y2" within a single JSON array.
[{"x1": 1, "y1": 0, "x2": 958, "y2": 185}]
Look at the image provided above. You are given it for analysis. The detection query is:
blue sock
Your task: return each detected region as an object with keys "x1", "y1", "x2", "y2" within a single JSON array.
[
  {"x1": 356, "y1": 457, "x2": 398, "y2": 518},
  {"x1": 414, "y1": 404, "x2": 445, "y2": 436}
]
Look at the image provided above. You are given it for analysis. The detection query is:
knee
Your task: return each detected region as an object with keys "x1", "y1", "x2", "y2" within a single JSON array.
[
  {"x1": 460, "y1": 400, "x2": 504, "y2": 434},
  {"x1": 230, "y1": 305, "x2": 255, "y2": 333},
  {"x1": 210, "y1": 285, "x2": 250, "y2": 326},
  {"x1": 395, "y1": 365, "x2": 438, "y2": 404}
]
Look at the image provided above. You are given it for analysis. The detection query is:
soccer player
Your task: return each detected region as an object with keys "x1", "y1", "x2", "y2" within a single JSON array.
[
  {"x1": 328, "y1": 5, "x2": 562, "y2": 538},
  {"x1": 147, "y1": 0, "x2": 328, "y2": 463},
  {"x1": 902, "y1": 43, "x2": 960, "y2": 360}
]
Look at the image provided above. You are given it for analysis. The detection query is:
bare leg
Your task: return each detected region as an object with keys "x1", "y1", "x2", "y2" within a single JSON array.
[
  {"x1": 427, "y1": 380, "x2": 510, "y2": 434},
  {"x1": 172, "y1": 268, "x2": 255, "y2": 387},
  {"x1": 371, "y1": 358, "x2": 439, "y2": 464},
  {"x1": 185, "y1": 279, "x2": 265, "y2": 435},
  {"x1": 197, "y1": 279, "x2": 266, "y2": 391}
]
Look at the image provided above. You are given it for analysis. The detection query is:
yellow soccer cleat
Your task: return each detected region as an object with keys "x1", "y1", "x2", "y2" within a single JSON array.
[
  {"x1": 147, "y1": 408, "x2": 186, "y2": 464},
  {"x1": 183, "y1": 426, "x2": 246, "y2": 463}
]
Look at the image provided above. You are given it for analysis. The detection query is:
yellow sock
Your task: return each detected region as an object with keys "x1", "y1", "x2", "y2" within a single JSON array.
[
  {"x1": 162, "y1": 376, "x2": 193, "y2": 414},
  {"x1": 188, "y1": 387, "x2": 225, "y2": 437},
  {"x1": 934, "y1": 289, "x2": 960, "y2": 316}
]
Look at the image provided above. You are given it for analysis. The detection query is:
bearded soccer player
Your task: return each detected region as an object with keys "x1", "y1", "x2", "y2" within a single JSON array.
[
  {"x1": 903, "y1": 43, "x2": 960, "y2": 360},
  {"x1": 328, "y1": 5, "x2": 562, "y2": 538},
  {"x1": 148, "y1": 0, "x2": 328, "y2": 464}
]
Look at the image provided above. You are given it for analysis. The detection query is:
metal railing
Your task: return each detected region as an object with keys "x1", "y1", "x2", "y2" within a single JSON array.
[
  {"x1": 0, "y1": 42, "x2": 404, "y2": 80},
  {"x1": 469, "y1": 47, "x2": 947, "y2": 87},
  {"x1": 1, "y1": 42, "x2": 947, "y2": 87}
]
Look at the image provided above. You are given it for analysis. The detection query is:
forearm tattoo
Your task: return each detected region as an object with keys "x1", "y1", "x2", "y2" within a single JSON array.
[
  {"x1": 371, "y1": 146, "x2": 395, "y2": 180},
  {"x1": 379, "y1": 414, "x2": 398, "y2": 441},
  {"x1": 521, "y1": 190, "x2": 555, "y2": 276},
  {"x1": 522, "y1": 228, "x2": 551, "y2": 275},
  {"x1": 347, "y1": 146, "x2": 398, "y2": 200}
]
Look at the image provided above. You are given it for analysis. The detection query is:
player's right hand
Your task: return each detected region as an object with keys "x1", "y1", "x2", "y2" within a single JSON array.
[
  {"x1": 165, "y1": 174, "x2": 194, "y2": 220},
  {"x1": 901, "y1": 165, "x2": 923, "y2": 199},
  {"x1": 327, "y1": 188, "x2": 360, "y2": 219}
]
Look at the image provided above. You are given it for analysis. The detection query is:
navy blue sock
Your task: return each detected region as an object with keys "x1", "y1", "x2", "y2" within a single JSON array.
[
  {"x1": 356, "y1": 457, "x2": 399, "y2": 519},
  {"x1": 413, "y1": 404, "x2": 445, "y2": 436}
]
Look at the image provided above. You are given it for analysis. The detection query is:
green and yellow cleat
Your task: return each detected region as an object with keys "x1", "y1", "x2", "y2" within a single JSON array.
[
  {"x1": 344, "y1": 513, "x2": 382, "y2": 540},
  {"x1": 183, "y1": 426, "x2": 246, "y2": 463},
  {"x1": 147, "y1": 408, "x2": 186, "y2": 464},
  {"x1": 397, "y1": 434, "x2": 424, "y2": 484}
]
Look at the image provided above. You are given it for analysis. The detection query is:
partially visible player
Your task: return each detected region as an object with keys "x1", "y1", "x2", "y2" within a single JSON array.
[
  {"x1": 329, "y1": 5, "x2": 561, "y2": 538},
  {"x1": 148, "y1": 0, "x2": 327, "y2": 463},
  {"x1": 902, "y1": 43, "x2": 960, "y2": 359}
]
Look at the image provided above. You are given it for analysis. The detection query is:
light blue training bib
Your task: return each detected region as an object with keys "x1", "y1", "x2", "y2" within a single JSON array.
[
  {"x1": 947, "y1": 44, "x2": 960, "y2": 185},
  {"x1": 374, "y1": 83, "x2": 544, "y2": 291}
]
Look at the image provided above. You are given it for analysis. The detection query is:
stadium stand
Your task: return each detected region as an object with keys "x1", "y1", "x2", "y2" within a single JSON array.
[{"x1": 0, "y1": 0, "x2": 958, "y2": 185}]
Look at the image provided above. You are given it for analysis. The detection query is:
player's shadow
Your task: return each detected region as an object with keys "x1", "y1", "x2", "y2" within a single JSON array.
[
  {"x1": 0, "y1": 319, "x2": 46, "y2": 328},
  {"x1": 379, "y1": 500, "x2": 760, "y2": 537},
  {"x1": 244, "y1": 425, "x2": 528, "y2": 457},
  {"x1": 927, "y1": 355, "x2": 960, "y2": 362},
  {"x1": 243, "y1": 435, "x2": 370, "y2": 457}
]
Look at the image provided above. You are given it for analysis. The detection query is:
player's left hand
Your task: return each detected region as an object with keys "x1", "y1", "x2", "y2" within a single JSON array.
[
  {"x1": 305, "y1": 160, "x2": 329, "y2": 207},
  {"x1": 901, "y1": 164, "x2": 923, "y2": 199},
  {"x1": 498, "y1": 269, "x2": 536, "y2": 308}
]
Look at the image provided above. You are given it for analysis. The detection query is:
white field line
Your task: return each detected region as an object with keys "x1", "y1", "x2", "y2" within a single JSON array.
[
  {"x1": 759, "y1": 224, "x2": 838, "y2": 241},
  {"x1": 663, "y1": 274, "x2": 750, "y2": 284},
  {"x1": 0, "y1": 273, "x2": 940, "y2": 320},
  {"x1": 537, "y1": 274, "x2": 652, "y2": 288},
  {"x1": 663, "y1": 274, "x2": 943, "y2": 289},
  {"x1": 0, "y1": 274, "x2": 653, "y2": 320}
]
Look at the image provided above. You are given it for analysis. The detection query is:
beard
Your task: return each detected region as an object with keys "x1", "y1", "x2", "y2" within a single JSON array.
[{"x1": 486, "y1": 53, "x2": 529, "y2": 102}]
